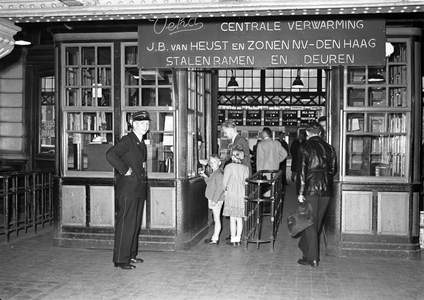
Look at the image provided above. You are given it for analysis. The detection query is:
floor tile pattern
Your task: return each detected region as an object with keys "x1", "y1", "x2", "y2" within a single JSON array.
[{"x1": 1, "y1": 184, "x2": 423, "y2": 300}]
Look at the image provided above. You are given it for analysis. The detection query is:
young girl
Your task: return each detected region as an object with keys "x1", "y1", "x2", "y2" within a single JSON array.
[
  {"x1": 199, "y1": 154, "x2": 225, "y2": 245},
  {"x1": 222, "y1": 145, "x2": 250, "y2": 246}
]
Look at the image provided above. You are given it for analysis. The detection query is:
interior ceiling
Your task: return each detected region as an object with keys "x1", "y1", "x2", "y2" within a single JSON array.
[{"x1": 0, "y1": 0, "x2": 423, "y2": 23}]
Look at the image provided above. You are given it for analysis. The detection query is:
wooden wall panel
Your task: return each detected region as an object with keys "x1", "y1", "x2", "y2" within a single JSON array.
[
  {"x1": 342, "y1": 191, "x2": 373, "y2": 234},
  {"x1": 150, "y1": 187, "x2": 175, "y2": 228},
  {"x1": 90, "y1": 186, "x2": 114, "y2": 227},
  {"x1": 378, "y1": 192, "x2": 409, "y2": 235},
  {"x1": 62, "y1": 185, "x2": 85, "y2": 226}
]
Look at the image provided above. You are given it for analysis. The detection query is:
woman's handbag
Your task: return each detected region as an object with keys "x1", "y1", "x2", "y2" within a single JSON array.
[{"x1": 287, "y1": 201, "x2": 314, "y2": 236}]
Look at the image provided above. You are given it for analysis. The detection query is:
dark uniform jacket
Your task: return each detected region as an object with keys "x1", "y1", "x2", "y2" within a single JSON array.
[
  {"x1": 296, "y1": 136, "x2": 337, "y2": 197},
  {"x1": 106, "y1": 131, "x2": 147, "y2": 199}
]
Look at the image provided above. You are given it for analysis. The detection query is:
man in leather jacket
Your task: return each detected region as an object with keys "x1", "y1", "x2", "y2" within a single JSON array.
[{"x1": 296, "y1": 121, "x2": 337, "y2": 267}]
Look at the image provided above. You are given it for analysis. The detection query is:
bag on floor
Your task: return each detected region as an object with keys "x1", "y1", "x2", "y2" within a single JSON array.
[{"x1": 287, "y1": 201, "x2": 314, "y2": 236}]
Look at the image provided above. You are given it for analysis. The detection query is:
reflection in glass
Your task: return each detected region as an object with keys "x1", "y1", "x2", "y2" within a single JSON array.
[
  {"x1": 346, "y1": 135, "x2": 406, "y2": 177},
  {"x1": 368, "y1": 113, "x2": 385, "y2": 133},
  {"x1": 347, "y1": 113, "x2": 364, "y2": 132},
  {"x1": 97, "y1": 47, "x2": 111, "y2": 65},
  {"x1": 158, "y1": 69, "x2": 173, "y2": 85},
  {"x1": 347, "y1": 67, "x2": 366, "y2": 84},
  {"x1": 66, "y1": 47, "x2": 79, "y2": 65},
  {"x1": 66, "y1": 88, "x2": 78, "y2": 106},
  {"x1": 66, "y1": 68, "x2": 78, "y2": 86},
  {"x1": 82, "y1": 47, "x2": 95, "y2": 65},
  {"x1": 125, "y1": 67, "x2": 139, "y2": 85},
  {"x1": 82, "y1": 68, "x2": 95, "y2": 86},
  {"x1": 125, "y1": 46, "x2": 137, "y2": 64},
  {"x1": 347, "y1": 87, "x2": 365, "y2": 107},
  {"x1": 145, "y1": 132, "x2": 174, "y2": 173},
  {"x1": 98, "y1": 67, "x2": 112, "y2": 85},
  {"x1": 125, "y1": 88, "x2": 139, "y2": 106},
  {"x1": 369, "y1": 87, "x2": 386, "y2": 107},
  {"x1": 67, "y1": 133, "x2": 113, "y2": 171},
  {"x1": 142, "y1": 88, "x2": 156, "y2": 106},
  {"x1": 158, "y1": 88, "x2": 172, "y2": 106}
]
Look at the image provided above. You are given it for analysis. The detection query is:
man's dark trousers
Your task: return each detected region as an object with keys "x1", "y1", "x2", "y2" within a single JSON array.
[
  {"x1": 298, "y1": 195, "x2": 330, "y2": 261},
  {"x1": 113, "y1": 193, "x2": 145, "y2": 264}
]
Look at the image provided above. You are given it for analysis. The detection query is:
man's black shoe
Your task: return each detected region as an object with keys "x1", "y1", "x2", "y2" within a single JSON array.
[
  {"x1": 114, "y1": 263, "x2": 136, "y2": 269},
  {"x1": 297, "y1": 258, "x2": 319, "y2": 267},
  {"x1": 309, "y1": 260, "x2": 319, "y2": 267},
  {"x1": 130, "y1": 258, "x2": 144, "y2": 263}
]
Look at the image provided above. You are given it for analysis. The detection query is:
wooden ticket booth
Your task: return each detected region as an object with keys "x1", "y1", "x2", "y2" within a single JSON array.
[{"x1": 51, "y1": 17, "x2": 422, "y2": 259}]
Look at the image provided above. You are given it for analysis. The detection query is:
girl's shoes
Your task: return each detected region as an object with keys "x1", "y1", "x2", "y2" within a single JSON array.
[
  {"x1": 226, "y1": 241, "x2": 241, "y2": 247},
  {"x1": 204, "y1": 238, "x2": 219, "y2": 245}
]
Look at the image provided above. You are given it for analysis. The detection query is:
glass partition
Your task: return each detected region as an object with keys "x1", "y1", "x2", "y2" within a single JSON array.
[
  {"x1": 61, "y1": 43, "x2": 114, "y2": 176},
  {"x1": 343, "y1": 41, "x2": 410, "y2": 181}
]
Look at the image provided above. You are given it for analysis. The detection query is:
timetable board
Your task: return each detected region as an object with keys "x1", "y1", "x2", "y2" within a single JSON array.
[
  {"x1": 282, "y1": 111, "x2": 298, "y2": 126},
  {"x1": 264, "y1": 110, "x2": 280, "y2": 126},
  {"x1": 300, "y1": 111, "x2": 317, "y2": 126},
  {"x1": 245, "y1": 110, "x2": 261, "y2": 126},
  {"x1": 217, "y1": 109, "x2": 225, "y2": 125},
  {"x1": 227, "y1": 110, "x2": 244, "y2": 125}
]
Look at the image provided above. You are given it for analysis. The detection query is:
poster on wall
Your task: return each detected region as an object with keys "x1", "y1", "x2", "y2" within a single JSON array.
[{"x1": 138, "y1": 18, "x2": 386, "y2": 68}]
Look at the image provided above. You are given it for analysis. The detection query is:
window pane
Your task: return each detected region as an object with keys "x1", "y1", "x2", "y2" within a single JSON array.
[
  {"x1": 66, "y1": 68, "x2": 78, "y2": 86},
  {"x1": 81, "y1": 47, "x2": 95, "y2": 65},
  {"x1": 98, "y1": 67, "x2": 112, "y2": 85},
  {"x1": 146, "y1": 132, "x2": 174, "y2": 173},
  {"x1": 125, "y1": 46, "x2": 137, "y2": 64},
  {"x1": 142, "y1": 88, "x2": 156, "y2": 106},
  {"x1": 158, "y1": 88, "x2": 172, "y2": 106},
  {"x1": 66, "y1": 47, "x2": 79, "y2": 65},
  {"x1": 125, "y1": 88, "x2": 139, "y2": 106},
  {"x1": 97, "y1": 47, "x2": 111, "y2": 65},
  {"x1": 40, "y1": 76, "x2": 55, "y2": 155},
  {"x1": 66, "y1": 133, "x2": 113, "y2": 171}
]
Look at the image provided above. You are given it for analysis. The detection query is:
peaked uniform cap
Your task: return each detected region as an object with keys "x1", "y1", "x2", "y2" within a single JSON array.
[{"x1": 133, "y1": 111, "x2": 151, "y2": 121}]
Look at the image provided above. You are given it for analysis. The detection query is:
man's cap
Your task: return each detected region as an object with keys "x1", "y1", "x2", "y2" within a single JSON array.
[{"x1": 133, "y1": 111, "x2": 151, "y2": 121}]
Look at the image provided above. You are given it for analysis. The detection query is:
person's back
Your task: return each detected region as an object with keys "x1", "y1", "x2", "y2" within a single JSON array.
[
  {"x1": 224, "y1": 162, "x2": 249, "y2": 199},
  {"x1": 297, "y1": 136, "x2": 336, "y2": 197},
  {"x1": 256, "y1": 127, "x2": 287, "y2": 171},
  {"x1": 295, "y1": 121, "x2": 337, "y2": 268},
  {"x1": 222, "y1": 145, "x2": 250, "y2": 246}
]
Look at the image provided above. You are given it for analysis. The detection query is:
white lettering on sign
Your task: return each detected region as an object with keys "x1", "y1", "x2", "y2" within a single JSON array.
[
  {"x1": 165, "y1": 55, "x2": 255, "y2": 66},
  {"x1": 270, "y1": 55, "x2": 288, "y2": 65},
  {"x1": 221, "y1": 21, "x2": 282, "y2": 32},
  {"x1": 140, "y1": 18, "x2": 385, "y2": 67},
  {"x1": 152, "y1": 17, "x2": 204, "y2": 35},
  {"x1": 190, "y1": 41, "x2": 229, "y2": 51},
  {"x1": 287, "y1": 20, "x2": 364, "y2": 31},
  {"x1": 304, "y1": 54, "x2": 355, "y2": 64}
]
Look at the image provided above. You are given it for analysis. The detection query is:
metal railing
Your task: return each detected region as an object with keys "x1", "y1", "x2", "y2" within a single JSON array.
[
  {"x1": 0, "y1": 170, "x2": 54, "y2": 243},
  {"x1": 243, "y1": 170, "x2": 284, "y2": 251}
]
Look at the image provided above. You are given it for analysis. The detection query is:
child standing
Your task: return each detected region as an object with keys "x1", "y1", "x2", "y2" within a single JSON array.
[
  {"x1": 222, "y1": 145, "x2": 250, "y2": 246},
  {"x1": 199, "y1": 154, "x2": 225, "y2": 245}
]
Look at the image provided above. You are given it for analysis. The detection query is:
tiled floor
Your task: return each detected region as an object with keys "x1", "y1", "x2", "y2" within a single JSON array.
[{"x1": 1, "y1": 183, "x2": 423, "y2": 300}]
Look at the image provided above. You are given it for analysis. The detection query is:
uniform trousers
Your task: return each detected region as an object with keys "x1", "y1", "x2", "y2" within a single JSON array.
[
  {"x1": 298, "y1": 195, "x2": 330, "y2": 261},
  {"x1": 113, "y1": 193, "x2": 145, "y2": 264}
]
